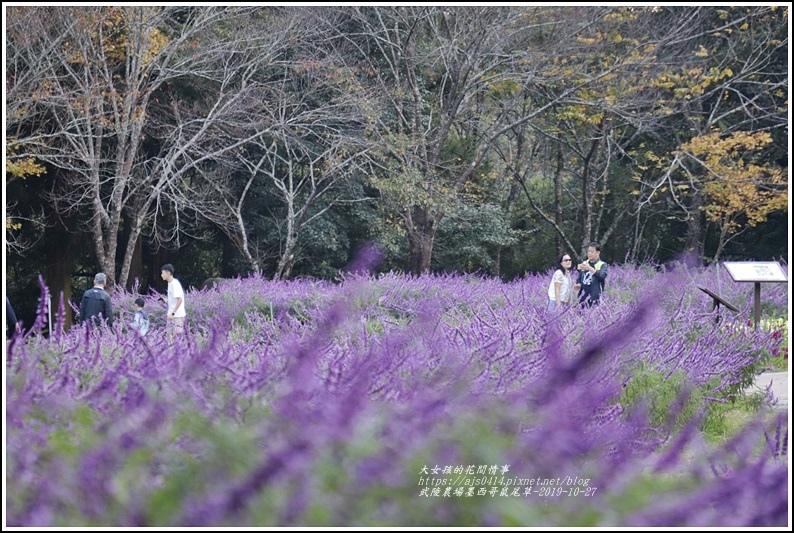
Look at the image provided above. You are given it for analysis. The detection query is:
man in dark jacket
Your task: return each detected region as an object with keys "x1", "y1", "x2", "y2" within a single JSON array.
[
  {"x1": 80, "y1": 273, "x2": 114, "y2": 328},
  {"x1": 573, "y1": 242, "x2": 608, "y2": 307}
]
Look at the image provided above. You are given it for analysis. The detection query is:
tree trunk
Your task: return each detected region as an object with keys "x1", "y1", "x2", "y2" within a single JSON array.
[
  {"x1": 494, "y1": 180, "x2": 521, "y2": 278},
  {"x1": 117, "y1": 215, "x2": 144, "y2": 290},
  {"x1": 554, "y1": 148, "x2": 564, "y2": 254},
  {"x1": 91, "y1": 191, "x2": 115, "y2": 290},
  {"x1": 407, "y1": 206, "x2": 436, "y2": 275},
  {"x1": 274, "y1": 202, "x2": 299, "y2": 280},
  {"x1": 221, "y1": 232, "x2": 240, "y2": 278},
  {"x1": 128, "y1": 234, "x2": 143, "y2": 292},
  {"x1": 274, "y1": 233, "x2": 298, "y2": 281},
  {"x1": 123, "y1": 214, "x2": 144, "y2": 292},
  {"x1": 580, "y1": 135, "x2": 601, "y2": 252},
  {"x1": 683, "y1": 193, "x2": 706, "y2": 265},
  {"x1": 630, "y1": 209, "x2": 646, "y2": 263},
  {"x1": 149, "y1": 247, "x2": 170, "y2": 295},
  {"x1": 712, "y1": 226, "x2": 728, "y2": 264},
  {"x1": 44, "y1": 220, "x2": 75, "y2": 331}
]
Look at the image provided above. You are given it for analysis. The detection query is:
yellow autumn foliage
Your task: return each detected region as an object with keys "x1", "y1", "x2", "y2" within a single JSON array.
[{"x1": 683, "y1": 131, "x2": 787, "y2": 232}]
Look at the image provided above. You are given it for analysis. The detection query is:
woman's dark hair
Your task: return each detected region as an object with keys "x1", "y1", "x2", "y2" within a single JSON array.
[{"x1": 556, "y1": 252, "x2": 572, "y2": 274}]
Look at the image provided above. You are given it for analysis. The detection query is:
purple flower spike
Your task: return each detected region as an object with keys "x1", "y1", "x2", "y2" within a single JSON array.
[{"x1": 341, "y1": 241, "x2": 384, "y2": 277}]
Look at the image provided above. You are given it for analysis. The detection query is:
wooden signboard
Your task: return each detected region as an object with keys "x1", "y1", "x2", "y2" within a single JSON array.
[
  {"x1": 722, "y1": 261, "x2": 788, "y2": 329},
  {"x1": 723, "y1": 261, "x2": 788, "y2": 283}
]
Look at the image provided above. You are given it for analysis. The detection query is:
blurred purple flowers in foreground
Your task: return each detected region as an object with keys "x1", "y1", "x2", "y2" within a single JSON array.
[{"x1": 5, "y1": 260, "x2": 789, "y2": 526}]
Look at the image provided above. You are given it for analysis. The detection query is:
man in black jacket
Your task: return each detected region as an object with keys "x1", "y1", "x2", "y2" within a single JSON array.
[
  {"x1": 80, "y1": 273, "x2": 114, "y2": 328},
  {"x1": 573, "y1": 242, "x2": 608, "y2": 307}
]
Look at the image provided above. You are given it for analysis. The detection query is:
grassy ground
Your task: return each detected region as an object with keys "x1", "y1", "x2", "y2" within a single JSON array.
[
  {"x1": 704, "y1": 391, "x2": 774, "y2": 444},
  {"x1": 767, "y1": 355, "x2": 789, "y2": 372}
]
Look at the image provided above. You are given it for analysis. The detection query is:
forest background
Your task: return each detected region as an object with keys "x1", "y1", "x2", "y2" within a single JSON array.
[{"x1": 4, "y1": 5, "x2": 789, "y2": 329}]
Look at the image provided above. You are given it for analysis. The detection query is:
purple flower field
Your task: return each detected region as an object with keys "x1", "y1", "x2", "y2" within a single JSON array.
[{"x1": 5, "y1": 261, "x2": 789, "y2": 526}]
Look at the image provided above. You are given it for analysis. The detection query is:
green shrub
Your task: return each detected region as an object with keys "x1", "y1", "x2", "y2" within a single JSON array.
[{"x1": 619, "y1": 367, "x2": 704, "y2": 431}]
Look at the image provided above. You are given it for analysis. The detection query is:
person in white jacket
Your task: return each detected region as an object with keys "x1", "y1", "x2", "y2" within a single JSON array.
[{"x1": 547, "y1": 253, "x2": 574, "y2": 310}]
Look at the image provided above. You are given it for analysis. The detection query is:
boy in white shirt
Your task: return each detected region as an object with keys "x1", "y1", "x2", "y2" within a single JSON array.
[{"x1": 160, "y1": 263, "x2": 186, "y2": 341}]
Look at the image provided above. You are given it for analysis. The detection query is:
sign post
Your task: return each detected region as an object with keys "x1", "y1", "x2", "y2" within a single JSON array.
[
  {"x1": 697, "y1": 286, "x2": 739, "y2": 324},
  {"x1": 722, "y1": 261, "x2": 788, "y2": 330}
]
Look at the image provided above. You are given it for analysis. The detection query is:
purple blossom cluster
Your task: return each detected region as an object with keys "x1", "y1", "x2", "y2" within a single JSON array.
[{"x1": 5, "y1": 261, "x2": 789, "y2": 526}]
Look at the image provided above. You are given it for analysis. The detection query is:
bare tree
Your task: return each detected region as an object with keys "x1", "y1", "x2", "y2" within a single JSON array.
[
  {"x1": 184, "y1": 11, "x2": 377, "y2": 279},
  {"x1": 6, "y1": 6, "x2": 297, "y2": 288},
  {"x1": 322, "y1": 6, "x2": 639, "y2": 273}
]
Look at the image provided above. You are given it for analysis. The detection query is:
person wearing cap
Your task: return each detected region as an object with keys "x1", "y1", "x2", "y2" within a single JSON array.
[{"x1": 79, "y1": 272, "x2": 114, "y2": 328}]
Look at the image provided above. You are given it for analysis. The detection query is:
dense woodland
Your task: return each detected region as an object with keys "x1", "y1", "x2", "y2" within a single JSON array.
[{"x1": 5, "y1": 6, "x2": 789, "y2": 328}]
